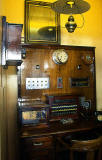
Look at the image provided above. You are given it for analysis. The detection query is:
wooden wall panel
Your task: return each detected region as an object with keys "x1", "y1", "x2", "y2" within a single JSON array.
[
  {"x1": 0, "y1": 87, "x2": 4, "y2": 160},
  {"x1": 6, "y1": 66, "x2": 19, "y2": 160},
  {"x1": 0, "y1": 16, "x2": 7, "y2": 160},
  {"x1": 20, "y1": 45, "x2": 96, "y2": 111}
]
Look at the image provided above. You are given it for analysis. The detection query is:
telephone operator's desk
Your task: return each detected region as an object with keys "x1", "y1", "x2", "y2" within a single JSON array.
[{"x1": 20, "y1": 119, "x2": 102, "y2": 160}]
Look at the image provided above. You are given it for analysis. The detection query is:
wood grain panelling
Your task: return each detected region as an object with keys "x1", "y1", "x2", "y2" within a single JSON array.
[
  {"x1": 0, "y1": 87, "x2": 7, "y2": 160},
  {"x1": 20, "y1": 45, "x2": 96, "y2": 111},
  {"x1": 0, "y1": 16, "x2": 7, "y2": 160},
  {"x1": 0, "y1": 18, "x2": 23, "y2": 160},
  {"x1": 0, "y1": 87, "x2": 3, "y2": 160},
  {"x1": 6, "y1": 66, "x2": 19, "y2": 160}
]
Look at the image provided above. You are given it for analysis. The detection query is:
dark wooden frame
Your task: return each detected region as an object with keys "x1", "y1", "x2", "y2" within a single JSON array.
[
  {"x1": 25, "y1": 0, "x2": 60, "y2": 44},
  {"x1": 1, "y1": 16, "x2": 7, "y2": 66}
]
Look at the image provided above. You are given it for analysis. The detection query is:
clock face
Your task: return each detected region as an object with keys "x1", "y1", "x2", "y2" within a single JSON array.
[{"x1": 52, "y1": 49, "x2": 68, "y2": 64}]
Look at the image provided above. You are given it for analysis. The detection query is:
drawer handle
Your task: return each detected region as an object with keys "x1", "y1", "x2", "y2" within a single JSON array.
[{"x1": 33, "y1": 142, "x2": 43, "y2": 146}]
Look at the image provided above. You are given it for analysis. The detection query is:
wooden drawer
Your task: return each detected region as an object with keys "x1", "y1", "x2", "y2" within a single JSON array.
[
  {"x1": 27, "y1": 149, "x2": 53, "y2": 160},
  {"x1": 23, "y1": 136, "x2": 53, "y2": 150}
]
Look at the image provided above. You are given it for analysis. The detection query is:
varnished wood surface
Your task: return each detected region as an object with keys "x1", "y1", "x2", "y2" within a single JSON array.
[
  {"x1": 6, "y1": 66, "x2": 19, "y2": 160},
  {"x1": 0, "y1": 16, "x2": 7, "y2": 160},
  {"x1": 20, "y1": 119, "x2": 102, "y2": 138},
  {"x1": 6, "y1": 24, "x2": 23, "y2": 65},
  {"x1": 21, "y1": 43, "x2": 95, "y2": 51},
  {"x1": 19, "y1": 45, "x2": 98, "y2": 160},
  {"x1": 56, "y1": 133, "x2": 102, "y2": 160},
  {"x1": 19, "y1": 45, "x2": 96, "y2": 112}
]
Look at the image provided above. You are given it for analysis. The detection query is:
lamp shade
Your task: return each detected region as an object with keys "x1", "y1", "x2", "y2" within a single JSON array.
[{"x1": 51, "y1": 0, "x2": 90, "y2": 14}]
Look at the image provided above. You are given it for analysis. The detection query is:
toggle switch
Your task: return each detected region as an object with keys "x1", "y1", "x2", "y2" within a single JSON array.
[{"x1": 57, "y1": 77, "x2": 63, "y2": 88}]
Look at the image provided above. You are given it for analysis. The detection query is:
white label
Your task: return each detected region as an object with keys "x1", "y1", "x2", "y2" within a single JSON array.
[{"x1": 26, "y1": 77, "x2": 50, "y2": 90}]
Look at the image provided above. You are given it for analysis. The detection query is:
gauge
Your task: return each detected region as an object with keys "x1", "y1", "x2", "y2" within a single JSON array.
[{"x1": 52, "y1": 49, "x2": 68, "y2": 64}]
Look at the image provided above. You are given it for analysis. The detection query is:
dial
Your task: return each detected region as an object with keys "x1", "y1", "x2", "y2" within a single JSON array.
[
  {"x1": 81, "y1": 54, "x2": 94, "y2": 65},
  {"x1": 52, "y1": 49, "x2": 68, "y2": 64},
  {"x1": 58, "y1": 50, "x2": 68, "y2": 63}
]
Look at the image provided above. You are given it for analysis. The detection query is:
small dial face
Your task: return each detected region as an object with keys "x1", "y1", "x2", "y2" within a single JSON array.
[
  {"x1": 52, "y1": 49, "x2": 68, "y2": 64},
  {"x1": 58, "y1": 50, "x2": 68, "y2": 63}
]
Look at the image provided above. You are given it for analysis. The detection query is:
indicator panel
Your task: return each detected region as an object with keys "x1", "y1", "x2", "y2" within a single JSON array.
[
  {"x1": 22, "y1": 110, "x2": 47, "y2": 124},
  {"x1": 26, "y1": 77, "x2": 50, "y2": 90},
  {"x1": 51, "y1": 104, "x2": 78, "y2": 117},
  {"x1": 46, "y1": 95, "x2": 79, "y2": 120}
]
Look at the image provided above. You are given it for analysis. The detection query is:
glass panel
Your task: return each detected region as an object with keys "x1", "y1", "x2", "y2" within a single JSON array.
[{"x1": 25, "y1": 1, "x2": 60, "y2": 44}]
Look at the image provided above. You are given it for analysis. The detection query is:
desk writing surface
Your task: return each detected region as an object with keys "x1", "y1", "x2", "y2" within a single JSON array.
[{"x1": 20, "y1": 119, "x2": 102, "y2": 138}]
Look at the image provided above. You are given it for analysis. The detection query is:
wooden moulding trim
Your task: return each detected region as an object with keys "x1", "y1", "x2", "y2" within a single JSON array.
[{"x1": 21, "y1": 43, "x2": 96, "y2": 51}]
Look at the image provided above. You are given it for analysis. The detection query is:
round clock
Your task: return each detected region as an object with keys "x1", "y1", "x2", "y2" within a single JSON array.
[{"x1": 52, "y1": 49, "x2": 68, "y2": 64}]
